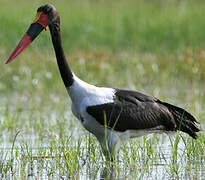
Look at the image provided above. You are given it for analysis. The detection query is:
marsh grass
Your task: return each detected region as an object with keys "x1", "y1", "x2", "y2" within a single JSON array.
[
  {"x1": 0, "y1": 132, "x2": 204, "y2": 179},
  {"x1": 0, "y1": 0, "x2": 205, "y2": 179}
]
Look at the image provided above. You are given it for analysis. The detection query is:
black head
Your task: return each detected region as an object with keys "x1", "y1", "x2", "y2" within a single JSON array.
[{"x1": 37, "y1": 4, "x2": 60, "y2": 26}]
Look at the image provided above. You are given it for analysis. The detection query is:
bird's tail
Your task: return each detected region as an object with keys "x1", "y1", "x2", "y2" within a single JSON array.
[{"x1": 161, "y1": 102, "x2": 201, "y2": 139}]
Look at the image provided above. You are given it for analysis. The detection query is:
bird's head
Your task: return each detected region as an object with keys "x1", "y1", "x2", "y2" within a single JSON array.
[{"x1": 6, "y1": 4, "x2": 59, "y2": 64}]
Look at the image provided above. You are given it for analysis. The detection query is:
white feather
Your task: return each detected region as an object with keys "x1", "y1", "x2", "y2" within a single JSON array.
[
  {"x1": 66, "y1": 74, "x2": 115, "y2": 131},
  {"x1": 67, "y1": 74, "x2": 115, "y2": 106}
]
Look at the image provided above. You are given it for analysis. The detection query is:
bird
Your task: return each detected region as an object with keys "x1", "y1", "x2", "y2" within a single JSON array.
[{"x1": 6, "y1": 4, "x2": 201, "y2": 160}]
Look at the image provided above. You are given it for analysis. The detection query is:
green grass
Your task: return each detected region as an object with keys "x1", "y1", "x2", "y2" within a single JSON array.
[{"x1": 0, "y1": 0, "x2": 204, "y2": 179}]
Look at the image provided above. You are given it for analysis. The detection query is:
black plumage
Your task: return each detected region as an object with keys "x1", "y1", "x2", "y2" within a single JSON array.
[{"x1": 87, "y1": 89, "x2": 201, "y2": 138}]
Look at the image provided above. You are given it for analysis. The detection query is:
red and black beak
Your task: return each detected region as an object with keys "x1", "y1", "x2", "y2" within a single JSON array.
[{"x1": 6, "y1": 12, "x2": 48, "y2": 64}]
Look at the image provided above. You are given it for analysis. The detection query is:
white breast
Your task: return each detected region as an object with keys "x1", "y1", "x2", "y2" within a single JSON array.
[{"x1": 66, "y1": 74, "x2": 115, "y2": 124}]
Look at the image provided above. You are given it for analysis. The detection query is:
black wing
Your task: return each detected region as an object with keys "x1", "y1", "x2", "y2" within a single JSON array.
[
  {"x1": 87, "y1": 89, "x2": 201, "y2": 138},
  {"x1": 87, "y1": 89, "x2": 176, "y2": 131}
]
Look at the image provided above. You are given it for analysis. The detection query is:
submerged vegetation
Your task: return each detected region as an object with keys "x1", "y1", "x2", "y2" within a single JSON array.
[{"x1": 0, "y1": 0, "x2": 204, "y2": 179}]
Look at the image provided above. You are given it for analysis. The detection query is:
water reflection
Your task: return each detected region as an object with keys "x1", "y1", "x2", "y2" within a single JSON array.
[{"x1": 100, "y1": 166, "x2": 114, "y2": 180}]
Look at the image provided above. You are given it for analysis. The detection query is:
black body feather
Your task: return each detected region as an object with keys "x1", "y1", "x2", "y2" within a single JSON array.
[{"x1": 87, "y1": 89, "x2": 201, "y2": 138}]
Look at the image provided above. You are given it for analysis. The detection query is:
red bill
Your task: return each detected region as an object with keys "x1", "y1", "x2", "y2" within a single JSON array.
[{"x1": 6, "y1": 12, "x2": 48, "y2": 64}]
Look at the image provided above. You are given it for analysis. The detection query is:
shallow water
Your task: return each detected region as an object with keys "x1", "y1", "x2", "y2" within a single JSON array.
[
  {"x1": 0, "y1": 88, "x2": 204, "y2": 179},
  {"x1": 0, "y1": 132, "x2": 204, "y2": 180}
]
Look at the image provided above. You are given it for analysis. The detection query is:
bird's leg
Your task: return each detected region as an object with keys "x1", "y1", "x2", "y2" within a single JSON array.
[
  {"x1": 101, "y1": 143, "x2": 114, "y2": 162},
  {"x1": 100, "y1": 135, "x2": 118, "y2": 162},
  {"x1": 100, "y1": 166, "x2": 114, "y2": 180}
]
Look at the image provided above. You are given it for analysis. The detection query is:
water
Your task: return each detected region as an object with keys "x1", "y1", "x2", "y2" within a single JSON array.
[
  {"x1": 0, "y1": 91, "x2": 204, "y2": 179},
  {"x1": 0, "y1": 132, "x2": 204, "y2": 180}
]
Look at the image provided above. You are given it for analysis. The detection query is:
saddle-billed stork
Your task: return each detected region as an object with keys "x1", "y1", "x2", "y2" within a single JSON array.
[{"x1": 6, "y1": 4, "x2": 201, "y2": 160}]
